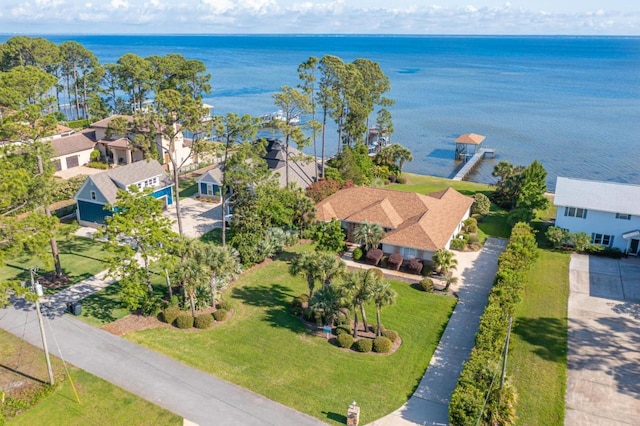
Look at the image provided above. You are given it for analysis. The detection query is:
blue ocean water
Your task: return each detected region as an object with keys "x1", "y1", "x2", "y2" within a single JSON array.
[{"x1": 4, "y1": 34, "x2": 640, "y2": 189}]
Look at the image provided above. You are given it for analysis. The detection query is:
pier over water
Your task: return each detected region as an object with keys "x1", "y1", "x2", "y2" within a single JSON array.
[{"x1": 452, "y1": 133, "x2": 496, "y2": 181}]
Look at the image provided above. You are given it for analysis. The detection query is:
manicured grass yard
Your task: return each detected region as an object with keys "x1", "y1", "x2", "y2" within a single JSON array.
[
  {"x1": 0, "y1": 224, "x2": 106, "y2": 293},
  {"x1": 178, "y1": 177, "x2": 198, "y2": 199},
  {"x1": 509, "y1": 249, "x2": 569, "y2": 425},
  {"x1": 0, "y1": 330, "x2": 180, "y2": 425},
  {"x1": 127, "y1": 244, "x2": 457, "y2": 425}
]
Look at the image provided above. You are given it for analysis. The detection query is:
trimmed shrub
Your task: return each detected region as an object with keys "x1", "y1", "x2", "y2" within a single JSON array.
[
  {"x1": 336, "y1": 310, "x2": 350, "y2": 325},
  {"x1": 419, "y1": 278, "x2": 434, "y2": 293},
  {"x1": 161, "y1": 306, "x2": 181, "y2": 324},
  {"x1": 175, "y1": 314, "x2": 194, "y2": 329},
  {"x1": 336, "y1": 333, "x2": 354, "y2": 348},
  {"x1": 463, "y1": 217, "x2": 478, "y2": 233},
  {"x1": 371, "y1": 323, "x2": 385, "y2": 335},
  {"x1": 335, "y1": 324, "x2": 351, "y2": 336},
  {"x1": 352, "y1": 247, "x2": 363, "y2": 261},
  {"x1": 194, "y1": 313, "x2": 214, "y2": 329},
  {"x1": 217, "y1": 300, "x2": 232, "y2": 311},
  {"x1": 421, "y1": 263, "x2": 434, "y2": 276},
  {"x1": 382, "y1": 329, "x2": 399, "y2": 343},
  {"x1": 213, "y1": 309, "x2": 228, "y2": 322},
  {"x1": 353, "y1": 338, "x2": 373, "y2": 353},
  {"x1": 373, "y1": 336, "x2": 393, "y2": 353},
  {"x1": 396, "y1": 176, "x2": 407, "y2": 184},
  {"x1": 450, "y1": 237, "x2": 467, "y2": 251},
  {"x1": 471, "y1": 193, "x2": 491, "y2": 216}
]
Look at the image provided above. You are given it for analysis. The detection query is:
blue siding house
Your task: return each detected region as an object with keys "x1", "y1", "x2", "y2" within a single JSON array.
[{"x1": 74, "y1": 159, "x2": 174, "y2": 227}]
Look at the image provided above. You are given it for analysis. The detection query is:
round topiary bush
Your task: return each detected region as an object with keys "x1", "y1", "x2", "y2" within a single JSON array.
[
  {"x1": 213, "y1": 309, "x2": 228, "y2": 322},
  {"x1": 217, "y1": 300, "x2": 232, "y2": 311},
  {"x1": 450, "y1": 237, "x2": 467, "y2": 251},
  {"x1": 352, "y1": 247, "x2": 363, "y2": 261},
  {"x1": 382, "y1": 329, "x2": 399, "y2": 343},
  {"x1": 419, "y1": 278, "x2": 434, "y2": 293},
  {"x1": 194, "y1": 313, "x2": 214, "y2": 329},
  {"x1": 373, "y1": 336, "x2": 393, "y2": 353},
  {"x1": 175, "y1": 314, "x2": 194, "y2": 329},
  {"x1": 161, "y1": 306, "x2": 181, "y2": 325},
  {"x1": 353, "y1": 338, "x2": 373, "y2": 353},
  {"x1": 335, "y1": 324, "x2": 351, "y2": 336},
  {"x1": 336, "y1": 333, "x2": 354, "y2": 348}
]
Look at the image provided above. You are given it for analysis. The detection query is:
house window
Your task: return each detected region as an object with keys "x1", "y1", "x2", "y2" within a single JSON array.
[
  {"x1": 90, "y1": 190, "x2": 96, "y2": 200},
  {"x1": 207, "y1": 185, "x2": 213, "y2": 196},
  {"x1": 591, "y1": 233, "x2": 613, "y2": 247},
  {"x1": 565, "y1": 207, "x2": 587, "y2": 219},
  {"x1": 401, "y1": 247, "x2": 418, "y2": 260},
  {"x1": 616, "y1": 213, "x2": 631, "y2": 220}
]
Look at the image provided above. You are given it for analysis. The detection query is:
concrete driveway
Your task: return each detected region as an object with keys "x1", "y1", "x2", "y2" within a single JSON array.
[
  {"x1": 164, "y1": 197, "x2": 222, "y2": 238},
  {"x1": 566, "y1": 254, "x2": 640, "y2": 425}
]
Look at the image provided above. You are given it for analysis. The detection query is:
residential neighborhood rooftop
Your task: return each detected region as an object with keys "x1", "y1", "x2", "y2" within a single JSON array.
[
  {"x1": 554, "y1": 176, "x2": 640, "y2": 216},
  {"x1": 50, "y1": 129, "x2": 96, "y2": 157}
]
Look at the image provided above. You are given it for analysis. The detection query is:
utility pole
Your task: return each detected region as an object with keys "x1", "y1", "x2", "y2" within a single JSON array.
[
  {"x1": 30, "y1": 267, "x2": 55, "y2": 386},
  {"x1": 500, "y1": 316, "x2": 513, "y2": 391}
]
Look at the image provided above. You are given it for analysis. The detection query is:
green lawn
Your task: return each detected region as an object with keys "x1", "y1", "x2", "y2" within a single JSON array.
[
  {"x1": 178, "y1": 177, "x2": 198, "y2": 199},
  {"x1": 1, "y1": 330, "x2": 180, "y2": 425},
  {"x1": 390, "y1": 172, "x2": 494, "y2": 197},
  {"x1": 0, "y1": 224, "x2": 106, "y2": 293},
  {"x1": 127, "y1": 244, "x2": 457, "y2": 425},
  {"x1": 509, "y1": 249, "x2": 569, "y2": 425}
]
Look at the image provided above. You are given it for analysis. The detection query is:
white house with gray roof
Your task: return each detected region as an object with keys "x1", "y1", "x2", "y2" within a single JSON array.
[
  {"x1": 74, "y1": 159, "x2": 174, "y2": 227},
  {"x1": 554, "y1": 176, "x2": 640, "y2": 255}
]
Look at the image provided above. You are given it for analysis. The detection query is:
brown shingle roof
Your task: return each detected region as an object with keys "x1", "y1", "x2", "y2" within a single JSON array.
[
  {"x1": 51, "y1": 129, "x2": 96, "y2": 157},
  {"x1": 316, "y1": 186, "x2": 473, "y2": 252},
  {"x1": 90, "y1": 115, "x2": 134, "y2": 129},
  {"x1": 455, "y1": 133, "x2": 485, "y2": 144}
]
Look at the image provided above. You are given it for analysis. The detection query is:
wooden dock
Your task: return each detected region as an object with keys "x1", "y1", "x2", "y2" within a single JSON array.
[{"x1": 452, "y1": 148, "x2": 496, "y2": 181}]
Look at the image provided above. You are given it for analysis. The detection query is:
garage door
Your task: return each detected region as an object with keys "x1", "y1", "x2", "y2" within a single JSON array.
[{"x1": 66, "y1": 155, "x2": 79, "y2": 168}]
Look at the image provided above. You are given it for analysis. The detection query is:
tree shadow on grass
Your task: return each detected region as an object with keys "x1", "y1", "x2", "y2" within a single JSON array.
[
  {"x1": 512, "y1": 317, "x2": 566, "y2": 363},
  {"x1": 231, "y1": 283, "x2": 310, "y2": 333},
  {"x1": 80, "y1": 283, "x2": 124, "y2": 324}
]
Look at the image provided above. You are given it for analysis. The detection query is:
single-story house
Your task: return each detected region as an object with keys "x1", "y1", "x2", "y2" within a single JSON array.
[
  {"x1": 554, "y1": 176, "x2": 640, "y2": 255},
  {"x1": 74, "y1": 159, "x2": 174, "y2": 227},
  {"x1": 196, "y1": 165, "x2": 224, "y2": 200},
  {"x1": 315, "y1": 186, "x2": 473, "y2": 261},
  {"x1": 50, "y1": 129, "x2": 97, "y2": 171}
]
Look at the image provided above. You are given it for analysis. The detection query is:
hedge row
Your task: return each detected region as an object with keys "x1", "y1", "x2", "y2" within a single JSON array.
[{"x1": 449, "y1": 222, "x2": 538, "y2": 425}]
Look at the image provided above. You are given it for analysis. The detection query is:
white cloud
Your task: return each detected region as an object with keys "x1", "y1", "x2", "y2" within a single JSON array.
[{"x1": 0, "y1": 0, "x2": 638, "y2": 34}]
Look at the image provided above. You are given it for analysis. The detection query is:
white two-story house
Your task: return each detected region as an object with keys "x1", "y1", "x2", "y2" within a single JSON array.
[{"x1": 554, "y1": 177, "x2": 640, "y2": 255}]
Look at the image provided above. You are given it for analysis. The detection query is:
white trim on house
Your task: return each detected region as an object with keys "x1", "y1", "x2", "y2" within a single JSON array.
[{"x1": 554, "y1": 176, "x2": 640, "y2": 254}]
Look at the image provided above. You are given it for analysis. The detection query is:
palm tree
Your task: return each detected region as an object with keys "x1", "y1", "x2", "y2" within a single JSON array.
[
  {"x1": 289, "y1": 252, "x2": 319, "y2": 299},
  {"x1": 371, "y1": 280, "x2": 396, "y2": 336},
  {"x1": 202, "y1": 245, "x2": 241, "y2": 309},
  {"x1": 315, "y1": 252, "x2": 346, "y2": 289},
  {"x1": 433, "y1": 248, "x2": 458, "y2": 276},
  {"x1": 353, "y1": 221, "x2": 385, "y2": 252},
  {"x1": 444, "y1": 273, "x2": 458, "y2": 292},
  {"x1": 393, "y1": 145, "x2": 413, "y2": 175},
  {"x1": 174, "y1": 259, "x2": 208, "y2": 317},
  {"x1": 341, "y1": 269, "x2": 376, "y2": 337},
  {"x1": 309, "y1": 285, "x2": 341, "y2": 327}
]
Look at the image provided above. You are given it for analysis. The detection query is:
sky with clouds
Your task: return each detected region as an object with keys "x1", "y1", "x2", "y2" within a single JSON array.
[{"x1": 1, "y1": 0, "x2": 639, "y2": 35}]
